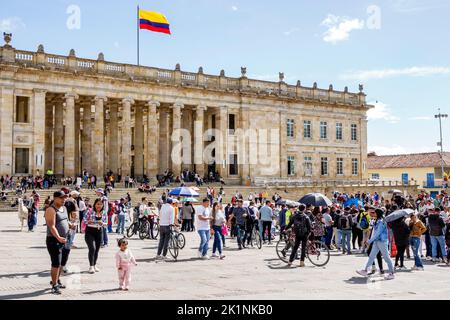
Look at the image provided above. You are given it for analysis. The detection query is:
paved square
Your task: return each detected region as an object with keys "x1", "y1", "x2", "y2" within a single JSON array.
[{"x1": 0, "y1": 211, "x2": 449, "y2": 300}]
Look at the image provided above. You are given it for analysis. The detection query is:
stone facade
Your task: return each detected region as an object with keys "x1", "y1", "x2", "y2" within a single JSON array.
[{"x1": 0, "y1": 38, "x2": 372, "y2": 183}]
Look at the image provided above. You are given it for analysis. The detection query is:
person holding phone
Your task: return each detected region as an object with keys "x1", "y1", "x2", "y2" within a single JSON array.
[{"x1": 44, "y1": 190, "x2": 70, "y2": 295}]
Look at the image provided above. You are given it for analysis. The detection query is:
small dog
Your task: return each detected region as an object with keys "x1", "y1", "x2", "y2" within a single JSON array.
[{"x1": 17, "y1": 198, "x2": 29, "y2": 231}]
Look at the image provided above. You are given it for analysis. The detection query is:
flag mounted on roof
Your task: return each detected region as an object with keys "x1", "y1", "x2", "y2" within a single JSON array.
[{"x1": 139, "y1": 9, "x2": 171, "y2": 35}]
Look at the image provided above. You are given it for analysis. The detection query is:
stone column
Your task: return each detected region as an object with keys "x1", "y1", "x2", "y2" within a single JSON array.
[
  {"x1": 74, "y1": 101, "x2": 81, "y2": 175},
  {"x1": 158, "y1": 108, "x2": 169, "y2": 173},
  {"x1": 239, "y1": 108, "x2": 250, "y2": 182},
  {"x1": 121, "y1": 98, "x2": 134, "y2": 177},
  {"x1": 194, "y1": 105, "x2": 206, "y2": 177},
  {"x1": 32, "y1": 89, "x2": 47, "y2": 175},
  {"x1": 218, "y1": 106, "x2": 228, "y2": 179},
  {"x1": 134, "y1": 104, "x2": 144, "y2": 179},
  {"x1": 360, "y1": 117, "x2": 368, "y2": 181},
  {"x1": 108, "y1": 103, "x2": 119, "y2": 174},
  {"x1": 0, "y1": 86, "x2": 14, "y2": 176},
  {"x1": 279, "y1": 110, "x2": 287, "y2": 178},
  {"x1": 170, "y1": 102, "x2": 184, "y2": 176},
  {"x1": 64, "y1": 93, "x2": 78, "y2": 177},
  {"x1": 81, "y1": 100, "x2": 92, "y2": 174},
  {"x1": 54, "y1": 98, "x2": 64, "y2": 177},
  {"x1": 93, "y1": 96, "x2": 107, "y2": 178},
  {"x1": 44, "y1": 101, "x2": 54, "y2": 172},
  {"x1": 147, "y1": 100, "x2": 160, "y2": 178}
]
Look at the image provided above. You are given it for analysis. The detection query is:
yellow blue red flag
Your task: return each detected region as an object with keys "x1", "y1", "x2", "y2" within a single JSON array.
[{"x1": 139, "y1": 9, "x2": 171, "y2": 35}]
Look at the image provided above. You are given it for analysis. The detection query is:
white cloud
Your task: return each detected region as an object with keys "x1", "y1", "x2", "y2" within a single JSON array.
[
  {"x1": 409, "y1": 116, "x2": 433, "y2": 121},
  {"x1": 231, "y1": 6, "x2": 238, "y2": 11},
  {"x1": 341, "y1": 66, "x2": 450, "y2": 80},
  {"x1": 367, "y1": 101, "x2": 400, "y2": 123},
  {"x1": 0, "y1": 17, "x2": 25, "y2": 32},
  {"x1": 321, "y1": 14, "x2": 364, "y2": 44},
  {"x1": 283, "y1": 28, "x2": 300, "y2": 36}
]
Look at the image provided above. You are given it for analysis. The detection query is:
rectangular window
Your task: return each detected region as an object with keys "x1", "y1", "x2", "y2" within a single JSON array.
[
  {"x1": 336, "y1": 123, "x2": 343, "y2": 140},
  {"x1": 211, "y1": 115, "x2": 216, "y2": 129},
  {"x1": 351, "y1": 124, "x2": 358, "y2": 141},
  {"x1": 229, "y1": 154, "x2": 238, "y2": 175},
  {"x1": 15, "y1": 148, "x2": 30, "y2": 174},
  {"x1": 16, "y1": 96, "x2": 30, "y2": 123},
  {"x1": 336, "y1": 158, "x2": 344, "y2": 175},
  {"x1": 320, "y1": 121, "x2": 327, "y2": 139},
  {"x1": 228, "y1": 114, "x2": 235, "y2": 135},
  {"x1": 321, "y1": 157, "x2": 328, "y2": 176},
  {"x1": 352, "y1": 158, "x2": 359, "y2": 175},
  {"x1": 371, "y1": 173, "x2": 380, "y2": 180},
  {"x1": 303, "y1": 156, "x2": 312, "y2": 176},
  {"x1": 287, "y1": 119, "x2": 294, "y2": 138},
  {"x1": 303, "y1": 120, "x2": 311, "y2": 139},
  {"x1": 287, "y1": 156, "x2": 295, "y2": 176}
]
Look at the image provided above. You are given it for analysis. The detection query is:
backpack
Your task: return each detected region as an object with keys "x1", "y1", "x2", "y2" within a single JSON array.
[
  {"x1": 338, "y1": 215, "x2": 351, "y2": 230},
  {"x1": 293, "y1": 214, "x2": 309, "y2": 237},
  {"x1": 359, "y1": 214, "x2": 369, "y2": 230}
]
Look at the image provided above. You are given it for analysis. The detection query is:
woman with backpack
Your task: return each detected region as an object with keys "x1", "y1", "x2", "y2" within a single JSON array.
[
  {"x1": 389, "y1": 217, "x2": 411, "y2": 270},
  {"x1": 357, "y1": 207, "x2": 395, "y2": 280}
]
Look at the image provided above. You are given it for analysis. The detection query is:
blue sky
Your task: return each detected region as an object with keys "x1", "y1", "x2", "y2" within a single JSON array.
[{"x1": 1, "y1": 0, "x2": 449, "y2": 155}]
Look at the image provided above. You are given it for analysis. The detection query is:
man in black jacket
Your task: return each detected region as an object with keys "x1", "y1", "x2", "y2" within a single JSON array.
[
  {"x1": 285, "y1": 205, "x2": 311, "y2": 267},
  {"x1": 428, "y1": 207, "x2": 447, "y2": 263}
]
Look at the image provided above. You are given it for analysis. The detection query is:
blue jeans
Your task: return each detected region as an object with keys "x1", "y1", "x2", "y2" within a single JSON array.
[
  {"x1": 116, "y1": 215, "x2": 125, "y2": 234},
  {"x1": 28, "y1": 209, "x2": 37, "y2": 231},
  {"x1": 236, "y1": 224, "x2": 246, "y2": 248},
  {"x1": 335, "y1": 229, "x2": 342, "y2": 249},
  {"x1": 198, "y1": 229, "x2": 210, "y2": 257},
  {"x1": 341, "y1": 229, "x2": 352, "y2": 253},
  {"x1": 212, "y1": 226, "x2": 223, "y2": 255},
  {"x1": 324, "y1": 226, "x2": 333, "y2": 247},
  {"x1": 410, "y1": 237, "x2": 423, "y2": 268},
  {"x1": 365, "y1": 240, "x2": 394, "y2": 274},
  {"x1": 431, "y1": 235, "x2": 446, "y2": 259}
]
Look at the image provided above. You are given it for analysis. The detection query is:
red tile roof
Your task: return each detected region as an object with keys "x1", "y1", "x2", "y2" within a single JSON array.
[{"x1": 367, "y1": 152, "x2": 450, "y2": 169}]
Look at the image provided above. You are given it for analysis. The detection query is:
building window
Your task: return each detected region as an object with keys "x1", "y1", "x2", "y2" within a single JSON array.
[
  {"x1": 320, "y1": 121, "x2": 327, "y2": 139},
  {"x1": 351, "y1": 124, "x2": 358, "y2": 141},
  {"x1": 287, "y1": 156, "x2": 295, "y2": 176},
  {"x1": 287, "y1": 119, "x2": 294, "y2": 138},
  {"x1": 321, "y1": 157, "x2": 328, "y2": 176},
  {"x1": 228, "y1": 114, "x2": 235, "y2": 135},
  {"x1": 229, "y1": 154, "x2": 238, "y2": 175},
  {"x1": 303, "y1": 156, "x2": 312, "y2": 176},
  {"x1": 16, "y1": 96, "x2": 30, "y2": 123},
  {"x1": 15, "y1": 148, "x2": 30, "y2": 174},
  {"x1": 336, "y1": 123, "x2": 343, "y2": 140},
  {"x1": 352, "y1": 158, "x2": 358, "y2": 175},
  {"x1": 371, "y1": 173, "x2": 380, "y2": 180},
  {"x1": 337, "y1": 158, "x2": 343, "y2": 175},
  {"x1": 211, "y1": 115, "x2": 216, "y2": 129},
  {"x1": 303, "y1": 120, "x2": 311, "y2": 139}
]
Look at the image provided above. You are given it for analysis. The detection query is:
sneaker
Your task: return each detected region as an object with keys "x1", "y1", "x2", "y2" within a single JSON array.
[
  {"x1": 51, "y1": 285, "x2": 61, "y2": 295},
  {"x1": 219, "y1": 255, "x2": 226, "y2": 260},
  {"x1": 202, "y1": 255, "x2": 210, "y2": 260},
  {"x1": 299, "y1": 261, "x2": 305, "y2": 267},
  {"x1": 88, "y1": 266, "x2": 95, "y2": 274},
  {"x1": 384, "y1": 273, "x2": 395, "y2": 280},
  {"x1": 426, "y1": 256, "x2": 432, "y2": 261},
  {"x1": 62, "y1": 266, "x2": 68, "y2": 273},
  {"x1": 238, "y1": 246, "x2": 242, "y2": 250},
  {"x1": 211, "y1": 253, "x2": 219, "y2": 258},
  {"x1": 356, "y1": 269, "x2": 368, "y2": 277},
  {"x1": 197, "y1": 251, "x2": 203, "y2": 258},
  {"x1": 399, "y1": 266, "x2": 408, "y2": 271},
  {"x1": 94, "y1": 266, "x2": 100, "y2": 272},
  {"x1": 446, "y1": 260, "x2": 450, "y2": 266},
  {"x1": 155, "y1": 255, "x2": 162, "y2": 260},
  {"x1": 49, "y1": 280, "x2": 66, "y2": 289},
  {"x1": 71, "y1": 245, "x2": 78, "y2": 249},
  {"x1": 287, "y1": 261, "x2": 293, "y2": 267},
  {"x1": 411, "y1": 266, "x2": 424, "y2": 271},
  {"x1": 268, "y1": 242, "x2": 272, "y2": 245}
]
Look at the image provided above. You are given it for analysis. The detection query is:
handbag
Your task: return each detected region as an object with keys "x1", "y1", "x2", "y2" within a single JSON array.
[{"x1": 221, "y1": 224, "x2": 229, "y2": 236}]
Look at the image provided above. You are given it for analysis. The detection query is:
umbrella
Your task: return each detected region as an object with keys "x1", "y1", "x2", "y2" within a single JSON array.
[
  {"x1": 388, "y1": 189, "x2": 402, "y2": 194},
  {"x1": 190, "y1": 187, "x2": 200, "y2": 192},
  {"x1": 275, "y1": 199, "x2": 286, "y2": 206},
  {"x1": 182, "y1": 197, "x2": 199, "y2": 203},
  {"x1": 285, "y1": 200, "x2": 301, "y2": 207},
  {"x1": 168, "y1": 187, "x2": 200, "y2": 197},
  {"x1": 344, "y1": 198, "x2": 363, "y2": 208},
  {"x1": 298, "y1": 193, "x2": 332, "y2": 207},
  {"x1": 385, "y1": 209, "x2": 414, "y2": 223}
]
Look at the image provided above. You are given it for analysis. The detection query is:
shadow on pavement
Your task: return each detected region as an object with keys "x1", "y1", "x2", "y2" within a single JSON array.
[
  {"x1": 0, "y1": 288, "x2": 49, "y2": 300},
  {"x1": 0, "y1": 270, "x2": 50, "y2": 279},
  {"x1": 83, "y1": 288, "x2": 121, "y2": 295},
  {"x1": 344, "y1": 276, "x2": 371, "y2": 285},
  {"x1": 0, "y1": 230, "x2": 22, "y2": 233},
  {"x1": 28, "y1": 246, "x2": 47, "y2": 249}
]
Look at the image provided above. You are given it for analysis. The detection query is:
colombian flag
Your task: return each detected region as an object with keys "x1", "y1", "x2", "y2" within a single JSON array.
[{"x1": 139, "y1": 9, "x2": 171, "y2": 35}]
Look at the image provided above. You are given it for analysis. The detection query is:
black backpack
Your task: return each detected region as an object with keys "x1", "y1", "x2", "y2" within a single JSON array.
[
  {"x1": 293, "y1": 213, "x2": 309, "y2": 237},
  {"x1": 338, "y1": 215, "x2": 351, "y2": 230}
]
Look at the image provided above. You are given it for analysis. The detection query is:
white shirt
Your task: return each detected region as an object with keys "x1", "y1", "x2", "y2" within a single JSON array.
[
  {"x1": 159, "y1": 203, "x2": 175, "y2": 226},
  {"x1": 214, "y1": 209, "x2": 226, "y2": 226},
  {"x1": 196, "y1": 205, "x2": 211, "y2": 231}
]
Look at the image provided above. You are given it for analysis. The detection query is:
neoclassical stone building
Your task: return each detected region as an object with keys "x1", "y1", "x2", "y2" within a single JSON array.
[{"x1": 0, "y1": 35, "x2": 372, "y2": 184}]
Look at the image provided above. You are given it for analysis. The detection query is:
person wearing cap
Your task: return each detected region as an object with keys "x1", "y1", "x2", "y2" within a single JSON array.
[
  {"x1": 357, "y1": 207, "x2": 395, "y2": 280},
  {"x1": 44, "y1": 190, "x2": 71, "y2": 295}
]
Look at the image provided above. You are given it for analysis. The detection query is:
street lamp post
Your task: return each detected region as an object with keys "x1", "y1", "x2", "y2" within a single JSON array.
[{"x1": 435, "y1": 108, "x2": 448, "y2": 185}]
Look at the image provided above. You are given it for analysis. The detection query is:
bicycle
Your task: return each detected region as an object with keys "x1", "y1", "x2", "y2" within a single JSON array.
[
  {"x1": 168, "y1": 225, "x2": 182, "y2": 260},
  {"x1": 249, "y1": 224, "x2": 262, "y2": 249},
  {"x1": 275, "y1": 230, "x2": 330, "y2": 267},
  {"x1": 172, "y1": 228, "x2": 186, "y2": 249},
  {"x1": 138, "y1": 216, "x2": 160, "y2": 240}
]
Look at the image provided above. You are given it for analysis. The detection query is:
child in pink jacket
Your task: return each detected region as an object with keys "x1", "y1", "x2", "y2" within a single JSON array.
[{"x1": 115, "y1": 238, "x2": 137, "y2": 290}]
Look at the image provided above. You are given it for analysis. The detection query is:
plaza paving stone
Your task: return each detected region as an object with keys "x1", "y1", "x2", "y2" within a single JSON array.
[{"x1": 0, "y1": 211, "x2": 449, "y2": 300}]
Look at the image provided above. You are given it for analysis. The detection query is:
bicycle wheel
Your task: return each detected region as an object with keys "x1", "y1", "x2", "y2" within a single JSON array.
[
  {"x1": 152, "y1": 222, "x2": 160, "y2": 239},
  {"x1": 139, "y1": 221, "x2": 149, "y2": 240},
  {"x1": 176, "y1": 232, "x2": 186, "y2": 249},
  {"x1": 126, "y1": 223, "x2": 136, "y2": 238},
  {"x1": 275, "y1": 238, "x2": 292, "y2": 263},
  {"x1": 306, "y1": 240, "x2": 330, "y2": 267},
  {"x1": 168, "y1": 236, "x2": 179, "y2": 260},
  {"x1": 253, "y1": 230, "x2": 262, "y2": 249}
]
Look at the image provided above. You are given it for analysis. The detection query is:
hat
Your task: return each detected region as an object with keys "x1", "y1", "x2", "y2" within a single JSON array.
[
  {"x1": 60, "y1": 187, "x2": 70, "y2": 195},
  {"x1": 70, "y1": 190, "x2": 80, "y2": 197},
  {"x1": 166, "y1": 198, "x2": 173, "y2": 204},
  {"x1": 53, "y1": 191, "x2": 69, "y2": 198},
  {"x1": 95, "y1": 188, "x2": 104, "y2": 195}
]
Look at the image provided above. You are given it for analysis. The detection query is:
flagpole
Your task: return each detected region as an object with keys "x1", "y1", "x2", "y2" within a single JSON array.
[{"x1": 137, "y1": 5, "x2": 140, "y2": 66}]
